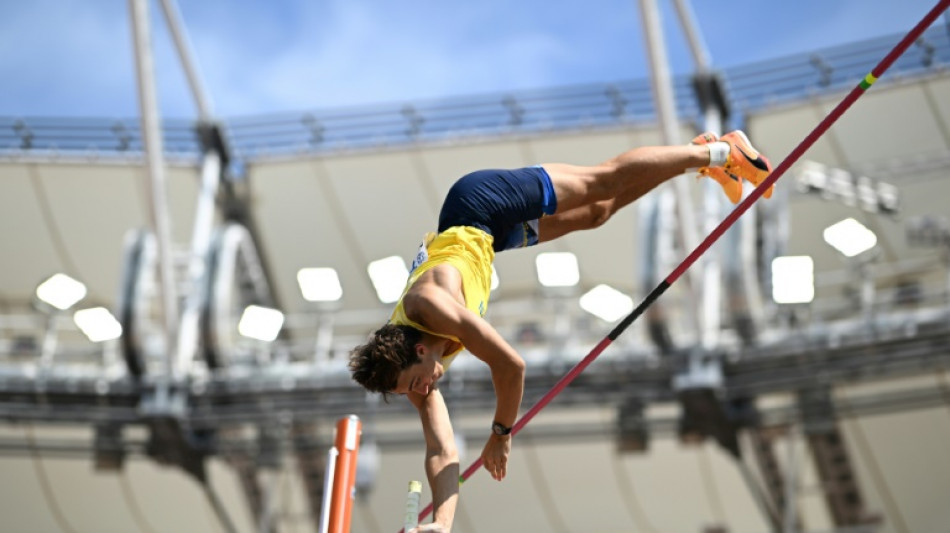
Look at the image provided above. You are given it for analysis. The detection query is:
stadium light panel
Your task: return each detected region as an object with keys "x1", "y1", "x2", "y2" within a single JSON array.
[
  {"x1": 823, "y1": 218, "x2": 877, "y2": 257},
  {"x1": 238, "y1": 305, "x2": 285, "y2": 342},
  {"x1": 297, "y1": 267, "x2": 343, "y2": 302},
  {"x1": 771, "y1": 255, "x2": 815, "y2": 304},
  {"x1": 368, "y1": 256, "x2": 409, "y2": 304},
  {"x1": 73, "y1": 307, "x2": 122, "y2": 342},
  {"x1": 535, "y1": 252, "x2": 580, "y2": 288},
  {"x1": 580, "y1": 284, "x2": 634, "y2": 322},
  {"x1": 36, "y1": 273, "x2": 87, "y2": 310}
]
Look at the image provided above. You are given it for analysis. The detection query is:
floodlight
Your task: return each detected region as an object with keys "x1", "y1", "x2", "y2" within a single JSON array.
[
  {"x1": 36, "y1": 273, "x2": 87, "y2": 310},
  {"x1": 73, "y1": 307, "x2": 122, "y2": 342},
  {"x1": 238, "y1": 305, "x2": 284, "y2": 342},
  {"x1": 580, "y1": 284, "x2": 634, "y2": 322},
  {"x1": 771, "y1": 255, "x2": 815, "y2": 304},
  {"x1": 535, "y1": 252, "x2": 580, "y2": 288},
  {"x1": 823, "y1": 218, "x2": 877, "y2": 257},
  {"x1": 368, "y1": 256, "x2": 409, "y2": 304},
  {"x1": 297, "y1": 267, "x2": 343, "y2": 302}
]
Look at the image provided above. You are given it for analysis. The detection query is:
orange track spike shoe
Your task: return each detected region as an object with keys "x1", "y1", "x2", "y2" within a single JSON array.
[
  {"x1": 692, "y1": 132, "x2": 742, "y2": 204},
  {"x1": 720, "y1": 130, "x2": 774, "y2": 199}
]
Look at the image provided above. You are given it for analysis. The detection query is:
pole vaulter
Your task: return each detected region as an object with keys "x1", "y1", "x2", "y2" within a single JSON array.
[{"x1": 399, "y1": 0, "x2": 950, "y2": 529}]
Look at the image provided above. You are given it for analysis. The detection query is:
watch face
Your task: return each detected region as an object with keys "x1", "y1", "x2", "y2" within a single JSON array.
[{"x1": 492, "y1": 422, "x2": 510, "y2": 435}]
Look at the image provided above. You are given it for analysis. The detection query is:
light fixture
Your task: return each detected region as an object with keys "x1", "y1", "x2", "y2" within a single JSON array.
[
  {"x1": 297, "y1": 267, "x2": 343, "y2": 302},
  {"x1": 579, "y1": 284, "x2": 633, "y2": 322},
  {"x1": 73, "y1": 307, "x2": 123, "y2": 342},
  {"x1": 367, "y1": 256, "x2": 409, "y2": 304},
  {"x1": 771, "y1": 255, "x2": 815, "y2": 304},
  {"x1": 823, "y1": 218, "x2": 877, "y2": 257},
  {"x1": 36, "y1": 273, "x2": 87, "y2": 310},
  {"x1": 238, "y1": 305, "x2": 284, "y2": 341},
  {"x1": 535, "y1": 252, "x2": 579, "y2": 288}
]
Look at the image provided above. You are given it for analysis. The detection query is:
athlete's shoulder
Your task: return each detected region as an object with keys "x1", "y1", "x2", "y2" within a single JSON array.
[{"x1": 417, "y1": 261, "x2": 463, "y2": 287}]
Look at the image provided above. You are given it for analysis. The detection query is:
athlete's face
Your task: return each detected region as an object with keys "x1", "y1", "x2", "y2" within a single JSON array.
[{"x1": 393, "y1": 344, "x2": 444, "y2": 396}]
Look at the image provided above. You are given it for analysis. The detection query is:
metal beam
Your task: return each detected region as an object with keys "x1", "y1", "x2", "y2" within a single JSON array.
[
  {"x1": 157, "y1": 0, "x2": 214, "y2": 120},
  {"x1": 128, "y1": 0, "x2": 179, "y2": 384}
]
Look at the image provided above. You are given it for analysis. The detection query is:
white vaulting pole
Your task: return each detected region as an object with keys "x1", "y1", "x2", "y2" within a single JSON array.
[
  {"x1": 319, "y1": 447, "x2": 340, "y2": 533},
  {"x1": 403, "y1": 480, "x2": 422, "y2": 531}
]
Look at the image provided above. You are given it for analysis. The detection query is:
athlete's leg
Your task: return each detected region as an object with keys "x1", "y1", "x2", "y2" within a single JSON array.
[
  {"x1": 533, "y1": 132, "x2": 774, "y2": 243},
  {"x1": 537, "y1": 182, "x2": 645, "y2": 242},
  {"x1": 541, "y1": 144, "x2": 709, "y2": 215}
]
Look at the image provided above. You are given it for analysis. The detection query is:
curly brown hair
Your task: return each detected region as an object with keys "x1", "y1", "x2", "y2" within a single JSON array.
[{"x1": 349, "y1": 324, "x2": 422, "y2": 399}]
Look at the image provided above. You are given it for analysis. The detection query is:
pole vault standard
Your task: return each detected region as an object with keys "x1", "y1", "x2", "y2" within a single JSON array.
[
  {"x1": 321, "y1": 416, "x2": 362, "y2": 533},
  {"x1": 403, "y1": 0, "x2": 950, "y2": 528}
]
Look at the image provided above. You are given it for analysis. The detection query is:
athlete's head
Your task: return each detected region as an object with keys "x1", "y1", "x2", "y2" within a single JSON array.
[{"x1": 349, "y1": 324, "x2": 422, "y2": 400}]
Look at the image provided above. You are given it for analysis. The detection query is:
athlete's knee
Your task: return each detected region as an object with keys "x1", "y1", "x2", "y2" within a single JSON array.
[{"x1": 555, "y1": 165, "x2": 617, "y2": 208}]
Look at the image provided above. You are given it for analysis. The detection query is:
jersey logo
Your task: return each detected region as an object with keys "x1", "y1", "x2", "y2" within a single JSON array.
[
  {"x1": 479, "y1": 301, "x2": 485, "y2": 316},
  {"x1": 409, "y1": 240, "x2": 429, "y2": 274}
]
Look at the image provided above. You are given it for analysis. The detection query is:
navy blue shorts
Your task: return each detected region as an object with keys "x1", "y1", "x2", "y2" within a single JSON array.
[{"x1": 438, "y1": 166, "x2": 558, "y2": 253}]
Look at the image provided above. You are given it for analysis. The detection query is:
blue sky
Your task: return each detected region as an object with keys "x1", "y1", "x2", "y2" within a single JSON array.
[{"x1": 1, "y1": 0, "x2": 947, "y2": 119}]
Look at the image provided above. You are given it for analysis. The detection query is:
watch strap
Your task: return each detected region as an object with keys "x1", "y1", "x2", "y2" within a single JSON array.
[{"x1": 492, "y1": 421, "x2": 512, "y2": 436}]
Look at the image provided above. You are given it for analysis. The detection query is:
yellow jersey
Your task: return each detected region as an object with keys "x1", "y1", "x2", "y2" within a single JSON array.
[{"x1": 390, "y1": 226, "x2": 495, "y2": 369}]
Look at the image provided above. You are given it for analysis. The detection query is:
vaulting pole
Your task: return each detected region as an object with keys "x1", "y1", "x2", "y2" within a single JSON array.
[{"x1": 406, "y1": 0, "x2": 950, "y2": 527}]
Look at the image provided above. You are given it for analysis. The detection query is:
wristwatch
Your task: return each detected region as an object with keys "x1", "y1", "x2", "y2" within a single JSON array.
[{"x1": 491, "y1": 421, "x2": 512, "y2": 436}]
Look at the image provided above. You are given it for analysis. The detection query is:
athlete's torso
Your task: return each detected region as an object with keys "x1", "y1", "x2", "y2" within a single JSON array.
[{"x1": 390, "y1": 226, "x2": 495, "y2": 368}]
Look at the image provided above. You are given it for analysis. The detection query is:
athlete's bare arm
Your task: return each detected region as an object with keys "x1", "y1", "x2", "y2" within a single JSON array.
[
  {"x1": 404, "y1": 265, "x2": 526, "y2": 481},
  {"x1": 408, "y1": 387, "x2": 458, "y2": 532}
]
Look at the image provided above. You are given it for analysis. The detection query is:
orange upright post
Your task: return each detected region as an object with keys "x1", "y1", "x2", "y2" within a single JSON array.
[{"x1": 327, "y1": 415, "x2": 362, "y2": 533}]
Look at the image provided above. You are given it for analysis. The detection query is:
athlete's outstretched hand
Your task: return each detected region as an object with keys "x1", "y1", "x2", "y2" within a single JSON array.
[{"x1": 481, "y1": 433, "x2": 512, "y2": 481}]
